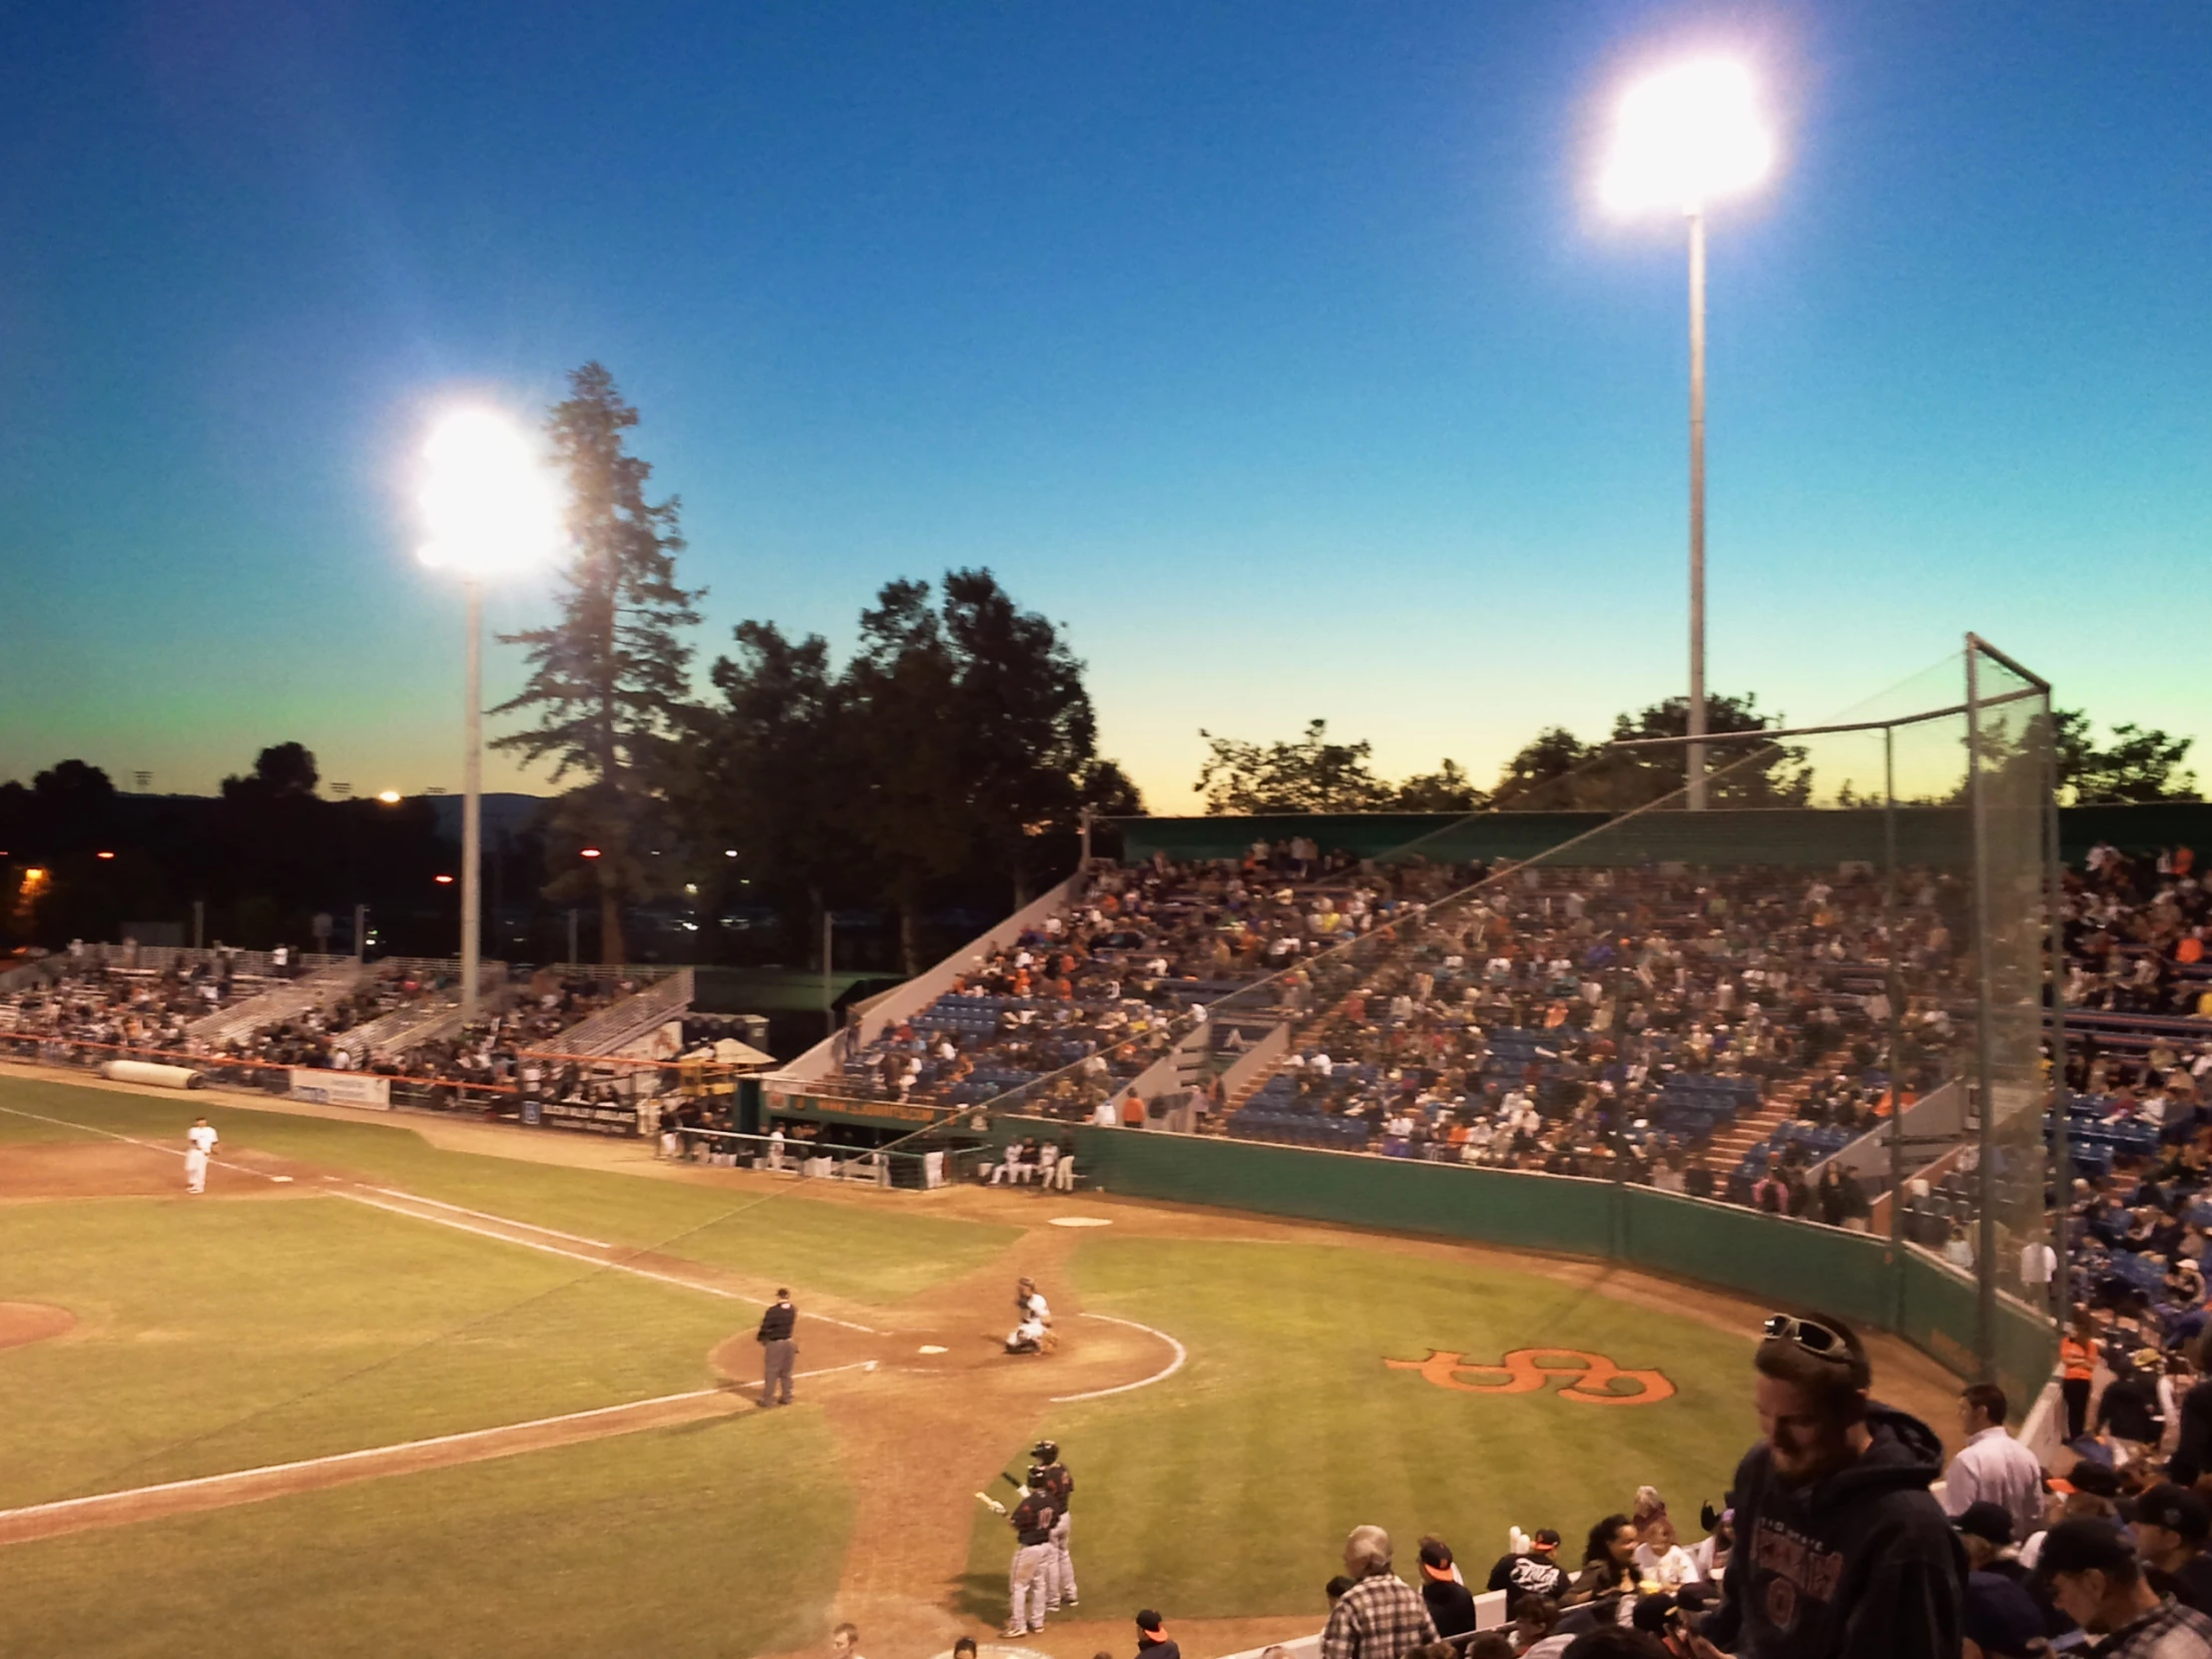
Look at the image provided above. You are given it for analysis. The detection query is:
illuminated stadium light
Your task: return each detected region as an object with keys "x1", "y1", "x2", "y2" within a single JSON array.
[
  {"x1": 580, "y1": 847, "x2": 602, "y2": 859},
  {"x1": 1593, "y1": 55, "x2": 1775, "y2": 812},
  {"x1": 434, "y1": 873, "x2": 455, "y2": 885},
  {"x1": 416, "y1": 410, "x2": 562, "y2": 579},
  {"x1": 376, "y1": 789, "x2": 402, "y2": 805},
  {"x1": 96, "y1": 850, "x2": 116, "y2": 860},
  {"x1": 413, "y1": 406, "x2": 563, "y2": 1022},
  {"x1": 1599, "y1": 56, "x2": 1772, "y2": 216}
]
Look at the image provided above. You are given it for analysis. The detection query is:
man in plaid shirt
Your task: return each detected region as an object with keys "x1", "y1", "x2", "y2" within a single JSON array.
[
  {"x1": 2039, "y1": 1518, "x2": 2212, "y2": 1658},
  {"x1": 1323, "y1": 1525, "x2": 1437, "y2": 1659}
]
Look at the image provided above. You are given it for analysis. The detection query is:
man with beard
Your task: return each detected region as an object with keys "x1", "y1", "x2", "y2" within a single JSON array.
[{"x1": 1685, "y1": 1312, "x2": 1962, "y2": 1658}]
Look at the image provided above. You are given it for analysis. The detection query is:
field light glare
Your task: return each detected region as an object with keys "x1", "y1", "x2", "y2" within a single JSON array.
[
  {"x1": 1600, "y1": 57, "x2": 1772, "y2": 215},
  {"x1": 416, "y1": 409, "x2": 562, "y2": 577}
]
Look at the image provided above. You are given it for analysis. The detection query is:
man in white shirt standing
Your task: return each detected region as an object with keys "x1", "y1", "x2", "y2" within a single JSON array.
[
  {"x1": 184, "y1": 1116, "x2": 219, "y2": 1195},
  {"x1": 2020, "y1": 1238, "x2": 2058, "y2": 1311},
  {"x1": 1940, "y1": 1382, "x2": 2046, "y2": 1542}
]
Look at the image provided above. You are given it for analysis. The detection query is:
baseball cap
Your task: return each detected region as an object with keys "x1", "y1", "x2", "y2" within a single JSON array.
[
  {"x1": 2037, "y1": 1517, "x2": 2138, "y2": 1580},
  {"x1": 1136, "y1": 1610, "x2": 1167, "y2": 1634},
  {"x1": 2053, "y1": 1461, "x2": 2120, "y2": 1498},
  {"x1": 1952, "y1": 1501, "x2": 2014, "y2": 1546},
  {"x1": 1532, "y1": 1528, "x2": 1561, "y2": 1549},
  {"x1": 2139, "y1": 1484, "x2": 2212, "y2": 1543}
]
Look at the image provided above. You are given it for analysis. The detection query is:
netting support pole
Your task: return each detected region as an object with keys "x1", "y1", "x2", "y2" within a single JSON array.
[
  {"x1": 2045, "y1": 694, "x2": 2071, "y2": 1346},
  {"x1": 1685, "y1": 210, "x2": 1708, "y2": 812},
  {"x1": 1885, "y1": 725, "x2": 1906, "y2": 1277},
  {"x1": 1967, "y1": 640, "x2": 1998, "y2": 1382}
]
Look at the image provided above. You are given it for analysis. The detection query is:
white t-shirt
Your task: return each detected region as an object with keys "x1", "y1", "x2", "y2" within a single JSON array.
[
  {"x1": 187, "y1": 1125, "x2": 218, "y2": 1155},
  {"x1": 1023, "y1": 1292, "x2": 1050, "y2": 1322}
]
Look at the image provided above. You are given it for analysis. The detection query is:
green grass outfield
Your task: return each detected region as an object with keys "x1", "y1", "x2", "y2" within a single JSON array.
[
  {"x1": 1, "y1": 1412, "x2": 849, "y2": 1659},
  {"x1": 962, "y1": 1233, "x2": 1762, "y2": 1624},
  {"x1": 0, "y1": 1072, "x2": 1016, "y2": 1303}
]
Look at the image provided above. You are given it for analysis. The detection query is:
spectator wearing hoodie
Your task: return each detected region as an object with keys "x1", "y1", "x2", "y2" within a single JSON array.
[{"x1": 1688, "y1": 1311, "x2": 1963, "y2": 1659}]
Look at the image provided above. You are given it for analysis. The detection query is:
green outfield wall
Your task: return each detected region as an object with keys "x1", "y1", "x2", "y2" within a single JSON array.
[{"x1": 1045, "y1": 1122, "x2": 2053, "y2": 1404}]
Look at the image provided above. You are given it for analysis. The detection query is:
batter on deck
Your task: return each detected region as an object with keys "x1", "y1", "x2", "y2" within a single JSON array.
[{"x1": 1031, "y1": 1439, "x2": 1077, "y2": 1612}]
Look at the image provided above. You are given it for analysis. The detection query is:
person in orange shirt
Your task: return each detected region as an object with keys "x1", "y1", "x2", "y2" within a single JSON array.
[{"x1": 2061, "y1": 1312, "x2": 2100, "y2": 1444}]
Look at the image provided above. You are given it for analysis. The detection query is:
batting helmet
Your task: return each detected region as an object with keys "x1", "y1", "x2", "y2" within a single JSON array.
[{"x1": 1031, "y1": 1439, "x2": 1059, "y2": 1462}]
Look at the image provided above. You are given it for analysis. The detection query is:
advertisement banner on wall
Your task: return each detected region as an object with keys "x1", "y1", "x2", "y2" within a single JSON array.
[{"x1": 289, "y1": 1070, "x2": 391, "y2": 1110}]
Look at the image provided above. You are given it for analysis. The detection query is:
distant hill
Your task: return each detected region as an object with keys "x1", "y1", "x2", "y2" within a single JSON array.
[{"x1": 422, "y1": 793, "x2": 548, "y2": 844}]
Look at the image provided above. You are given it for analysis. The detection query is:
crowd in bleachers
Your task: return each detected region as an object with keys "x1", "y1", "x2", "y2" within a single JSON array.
[
  {"x1": 0, "y1": 962, "x2": 251, "y2": 1049},
  {"x1": 822, "y1": 845, "x2": 1465, "y2": 1118},
  {"x1": 1225, "y1": 860, "x2": 1963, "y2": 1203}
]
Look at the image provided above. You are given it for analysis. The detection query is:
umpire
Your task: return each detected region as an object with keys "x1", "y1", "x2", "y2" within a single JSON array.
[{"x1": 756, "y1": 1289, "x2": 798, "y2": 1406}]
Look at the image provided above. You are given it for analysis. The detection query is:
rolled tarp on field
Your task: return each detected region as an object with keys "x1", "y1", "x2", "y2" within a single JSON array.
[{"x1": 100, "y1": 1059, "x2": 206, "y2": 1090}]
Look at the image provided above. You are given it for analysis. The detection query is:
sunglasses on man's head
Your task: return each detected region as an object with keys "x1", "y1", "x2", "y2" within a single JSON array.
[{"x1": 1764, "y1": 1314, "x2": 1850, "y2": 1356}]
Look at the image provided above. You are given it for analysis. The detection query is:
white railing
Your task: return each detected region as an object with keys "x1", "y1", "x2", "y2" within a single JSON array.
[
  {"x1": 775, "y1": 872, "x2": 1087, "y2": 1085},
  {"x1": 537, "y1": 969, "x2": 695, "y2": 1057},
  {"x1": 338, "y1": 961, "x2": 511, "y2": 1061},
  {"x1": 183, "y1": 958, "x2": 367, "y2": 1048}
]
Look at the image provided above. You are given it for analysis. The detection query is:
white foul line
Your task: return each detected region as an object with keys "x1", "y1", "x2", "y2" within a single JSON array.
[
  {"x1": 0, "y1": 1362, "x2": 880, "y2": 1532},
  {"x1": 0, "y1": 1104, "x2": 286, "y2": 1183},
  {"x1": 358, "y1": 1186, "x2": 613, "y2": 1249},
  {"x1": 337, "y1": 1192, "x2": 881, "y2": 1334},
  {"x1": 1050, "y1": 1313, "x2": 1187, "y2": 1403},
  {"x1": 0, "y1": 1101, "x2": 885, "y2": 1336}
]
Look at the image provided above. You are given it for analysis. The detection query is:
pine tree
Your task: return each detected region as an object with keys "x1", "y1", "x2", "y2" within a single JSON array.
[{"x1": 491, "y1": 363, "x2": 702, "y2": 962}]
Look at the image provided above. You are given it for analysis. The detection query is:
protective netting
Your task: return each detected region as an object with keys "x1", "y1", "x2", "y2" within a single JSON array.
[{"x1": 1030, "y1": 642, "x2": 2057, "y2": 1385}]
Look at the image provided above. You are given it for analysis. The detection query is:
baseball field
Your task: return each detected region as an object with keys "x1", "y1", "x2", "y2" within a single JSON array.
[{"x1": 0, "y1": 1065, "x2": 1964, "y2": 1658}]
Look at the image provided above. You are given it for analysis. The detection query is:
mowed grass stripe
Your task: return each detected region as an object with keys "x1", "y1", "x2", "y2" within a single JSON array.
[
  {"x1": 0, "y1": 1411, "x2": 851, "y2": 1659},
  {"x1": 0, "y1": 1073, "x2": 1016, "y2": 1304},
  {"x1": 966, "y1": 1235, "x2": 1761, "y2": 1623},
  {"x1": 0, "y1": 1195, "x2": 744, "y2": 1506}
]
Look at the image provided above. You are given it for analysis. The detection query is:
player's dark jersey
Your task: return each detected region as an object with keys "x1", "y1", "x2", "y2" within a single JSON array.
[
  {"x1": 1036, "y1": 1464, "x2": 1073, "y2": 1512},
  {"x1": 1011, "y1": 1492, "x2": 1056, "y2": 1546}
]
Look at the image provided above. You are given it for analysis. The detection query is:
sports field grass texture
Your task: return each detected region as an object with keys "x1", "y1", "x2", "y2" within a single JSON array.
[
  {"x1": 0, "y1": 1413, "x2": 851, "y2": 1659},
  {"x1": 0, "y1": 1195, "x2": 747, "y2": 1504},
  {"x1": 963, "y1": 1233, "x2": 1762, "y2": 1624},
  {"x1": 0, "y1": 1073, "x2": 1018, "y2": 1303}
]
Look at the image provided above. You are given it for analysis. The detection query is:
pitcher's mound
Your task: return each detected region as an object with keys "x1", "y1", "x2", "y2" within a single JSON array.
[{"x1": 0, "y1": 1302, "x2": 74, "y2": 1351}]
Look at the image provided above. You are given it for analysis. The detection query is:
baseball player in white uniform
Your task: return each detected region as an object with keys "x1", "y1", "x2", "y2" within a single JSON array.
[{"x1": 184, "y1": 1117, "x2": 219, "y2": 1194}]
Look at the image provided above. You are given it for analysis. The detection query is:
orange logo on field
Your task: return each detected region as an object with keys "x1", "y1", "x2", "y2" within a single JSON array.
[{"x1": 1385, "y1": 1348, "x2": 1675, "y2": 1405}]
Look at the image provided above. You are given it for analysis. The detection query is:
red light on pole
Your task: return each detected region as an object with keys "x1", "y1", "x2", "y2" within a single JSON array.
[
  {"x1": 579, "y1": 847, "x2": 602, "y2": 858},
  {"x1": 434, "y1": 873, "x2": 455, "y2": 885}
]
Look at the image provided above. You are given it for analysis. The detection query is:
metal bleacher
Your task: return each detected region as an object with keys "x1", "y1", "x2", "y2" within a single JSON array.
[
  {"x1": 532, "y1": 968, "x2": 693, "y2": 1057},
  {"x1": 183, "y1": 957, "x2": 366, "y2": 1048}
]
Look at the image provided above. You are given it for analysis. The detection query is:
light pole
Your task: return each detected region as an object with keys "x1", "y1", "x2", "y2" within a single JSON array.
[
  {"x1": 416, "y1": 409, "x2": 561, "y2": 1017},
  {"x1": 1599, "y1": 56, "x2": 1774, "y2": 810}
]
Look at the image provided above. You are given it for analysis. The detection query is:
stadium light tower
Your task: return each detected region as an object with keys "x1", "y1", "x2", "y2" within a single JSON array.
[
  {"x1": 416, "y1": 409, "x2": 562, "y2": 1016},
  {"x1": 1599, "y1": 55, "x2": 1774, "y2": 811}
]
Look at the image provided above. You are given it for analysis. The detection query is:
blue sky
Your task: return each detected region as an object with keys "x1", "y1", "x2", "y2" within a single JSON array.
[{"x1": 1, "y1": 2, "x2": 2204, "y2": 810}]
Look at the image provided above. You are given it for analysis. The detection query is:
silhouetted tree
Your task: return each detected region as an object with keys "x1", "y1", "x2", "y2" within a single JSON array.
[{"x1": 492, "y1": 363, "x2": 702, "y2": 962}]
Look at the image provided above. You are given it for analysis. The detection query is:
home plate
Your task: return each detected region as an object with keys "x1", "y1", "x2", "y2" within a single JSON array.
[
  {"x1": 1049, "y1": 1216, "x2": 1111, "y2": 1227},
  {"x1": 918, "y1": 1345, "x2": 948, "y2": 1355}
]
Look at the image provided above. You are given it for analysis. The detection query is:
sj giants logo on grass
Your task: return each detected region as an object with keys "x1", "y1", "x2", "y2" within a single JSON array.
[{"x1": 1384, "y1": 1348, "x2": 1675, "y2": 1404}]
